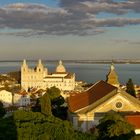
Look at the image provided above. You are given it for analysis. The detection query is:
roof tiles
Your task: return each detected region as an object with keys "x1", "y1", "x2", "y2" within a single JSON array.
[
  {"x1": 68, "y1": 80, "x2": 117, "y2": 112},
  {"x1": 125, "y1": 115, "x2": 140, "y2": 129}
]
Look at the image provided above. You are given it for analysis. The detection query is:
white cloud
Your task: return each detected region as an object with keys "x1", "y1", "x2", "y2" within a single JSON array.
[{"x1": 0, "y1": 1, "x2": 140, "y2": 36}]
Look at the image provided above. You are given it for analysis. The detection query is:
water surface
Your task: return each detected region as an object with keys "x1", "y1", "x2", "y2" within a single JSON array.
[{"x1": 0, "y1": 61, "x2": 140, "y2": 85}]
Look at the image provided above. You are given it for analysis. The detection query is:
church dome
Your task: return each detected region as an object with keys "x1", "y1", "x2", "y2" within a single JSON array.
[{"x1": 56, "y1": 60, "x2": 66, "y2": 73}]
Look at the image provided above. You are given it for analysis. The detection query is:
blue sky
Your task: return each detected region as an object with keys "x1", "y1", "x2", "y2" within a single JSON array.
[
  {"x1": 0, "y1": 0, "x2": 140, "y2": 60},
  {"x1": 0, "y1": 0, "x2": 58, "y2": 7}
]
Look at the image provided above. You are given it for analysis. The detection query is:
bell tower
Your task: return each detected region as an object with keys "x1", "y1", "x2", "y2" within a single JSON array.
[
  {"x1": 36, "y1": 59, "x2": 44, "y2": 72},
  {"x1": 21, "y1": 59, "x2": 29, "y2": 90},
  {"x1": 106, "y1": 63, "x2": 120, "y2": 87},
  {"x1": 21, "y1": 59, "x2": 28, "y2": 72}
]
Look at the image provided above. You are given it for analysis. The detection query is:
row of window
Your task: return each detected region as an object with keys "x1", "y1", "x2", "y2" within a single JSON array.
[{"x1": 0, "y1": 94, "x2": 11, "y2": 97}]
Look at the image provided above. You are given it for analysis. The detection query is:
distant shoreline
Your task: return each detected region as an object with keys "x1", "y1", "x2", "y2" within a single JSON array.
[{"x1": 0, "y1": 60, "x2": 140, "y2": 64}]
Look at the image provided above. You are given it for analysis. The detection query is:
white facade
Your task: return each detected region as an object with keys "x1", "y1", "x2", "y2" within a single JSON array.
[
  {"x1": 21, "y1": 60, "x2": 75, "y2": 91},
  {"x1": 13, "y1": 94, "x2": 30, "y2": 106},
  {"x1": 0, "y1": 90, "x2": 30, "y2": 107},
  {"x1": 0, "y1": 90, "x2": 13, "y2": 107},
  {"x1": 135, "y1": 129, "x2": 140, "y2": 134}
]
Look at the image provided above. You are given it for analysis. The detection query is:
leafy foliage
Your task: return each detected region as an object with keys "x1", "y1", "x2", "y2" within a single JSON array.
[
  {"x1": 97, "y1": 112, "x2": 135, "y2": 140},
  {"x1": 0, "y1": 110, "x2": 96, "y2": 140},
  {"x1": 0, "y1": 101, "x2": 6, "y2": 118},
  {"x1": 47, "y1": 86, "x2": 61, "y2": 101},
  {"x1": 74, "y1": 131, "x2": 96, "y2": 140},
  {"x1": 126, "y1": 78, "x2": 136, "y2": 97},
  {"x1": 0, "y1": 116, "x2": 17, "y2": 140},
  {"x1": 33, "y1": 86, "x2": 67, "y2": 119},
  {"x1": 40, "y1": 92, "x2": 52, "y2": 116}
]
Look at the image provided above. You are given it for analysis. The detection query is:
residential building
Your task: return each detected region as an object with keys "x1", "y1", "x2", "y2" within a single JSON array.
[
  {"x1": 0, "y1": 90, "x2": 13, "y2": 107},
  {"x1": 13, "y1": 94, "x2": 30, "y2": 107},
  {"x1": 0, "y1": 89, "x2": 30, "y2": 107}
]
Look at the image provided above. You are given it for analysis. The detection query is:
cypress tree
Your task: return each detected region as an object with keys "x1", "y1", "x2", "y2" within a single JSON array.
[
  {"x1": 40, "y1": 92, "x2": 52, "y2": 116},
  {"x1": 126, "y1": 78, "x2": 136, "y2": 97}
]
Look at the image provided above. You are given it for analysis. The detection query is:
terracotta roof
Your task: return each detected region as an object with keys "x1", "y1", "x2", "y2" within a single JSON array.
[
  {"x1": 125, "y1": 115, "x2": 140, "y2": 129},
  {"x1": 68, "y1": 80, "x2": 117, "y2": 112},
  {"x1": 19, "y1": 90, "x2": 28, "y2": 95}
]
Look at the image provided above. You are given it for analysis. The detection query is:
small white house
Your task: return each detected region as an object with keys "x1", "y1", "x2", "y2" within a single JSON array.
[
  {"x1": 0, "y1": 89, "x2": 30, "y2": 108},
  {"x1": 0, "y1": 90, "x2": 13, "y2": 107},
  {"x1": 14, "y1": 94, "x2": 30, "y2": 107}
]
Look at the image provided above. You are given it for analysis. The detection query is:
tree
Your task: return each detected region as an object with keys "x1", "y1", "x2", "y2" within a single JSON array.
[
  {"x1": 0, "y1": 116, "x2": 17, "y2": 140},
  {"x1": 32, "y1": 98, "x2": 41, "y2": 112},
  {"x1": 126, "y1": 78, "x2": 136, "y2": 97},
  {"x1": 0, "y1": 101, "x2": 6, "y2": 118},
  {"x1": 33, "y1": 87, "x2": 65, "y2": 118},
  {"x1": 40, "y1": 92, "x2": 52, "y2": 116},
  {"x1": 97, "y1": 112, "x2": 135, "y2": 140},
  {"x1": 47, "y1": 86, "x2": 61, "y2": 101},
  {"x1": 46, "y1": 87, "x2": 68, "y2": 119},
  {"x1": 0, "y1": 110, "x2": 96, "y2": 140}
]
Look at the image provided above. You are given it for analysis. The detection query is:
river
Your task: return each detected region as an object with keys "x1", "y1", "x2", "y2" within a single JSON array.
[{"x1": 0, "y1": 61, "x2": 140, "y2": 85}]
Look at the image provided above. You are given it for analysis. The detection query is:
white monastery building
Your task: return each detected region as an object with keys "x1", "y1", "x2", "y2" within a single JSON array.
[{"x1": 21, "y1": 59, "x2": 75, "y2": 91}]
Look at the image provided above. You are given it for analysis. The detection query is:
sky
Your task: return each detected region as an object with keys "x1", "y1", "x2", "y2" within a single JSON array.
[{"x1": 0, "y1": 0, "x2": 140, "y2": 60}]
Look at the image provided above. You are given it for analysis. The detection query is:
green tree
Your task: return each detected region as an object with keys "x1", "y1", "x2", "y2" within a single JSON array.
[
  {"x1": 126, "y1": 78, "x2": 136, "y2": 97},
  {"x1": 46, "y1": 87, "x2": 68, "y2": 119},
  {"x1": 32, "y1": 98, "x2": 41, "y2": 112},
  {"x1": 97, "y1": 112, "x2": 135, "y2": 140},
  {"x1": 0, "y1": 116, "x2": 17, "y2": 140},
  {"x1": 32, "y1": 87, "x2": 65, "y2": 118},
  {"x1": 40, "y1": 92, "x2": 52, "y2": 116},
  {"x1": 74, "y1": 131, "x2": 96, "y2": 140},
  {"x1": 47, "y1": 86, "x2": 61, "y2": 100},
  {"x1": 0, "y1": 101, "x2": 6, "y2": 118},
  {"x1": 0, "y1": 110, "x2": 96, "y2": 140}
]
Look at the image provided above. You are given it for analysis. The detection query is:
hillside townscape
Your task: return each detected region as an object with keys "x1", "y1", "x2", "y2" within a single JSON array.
[
  {"x1": 1, "y1": 0, "x2": 140, "y2": 139},
  {"x1": 0, "y1": 60, "x2": 140, "y2": 140}
]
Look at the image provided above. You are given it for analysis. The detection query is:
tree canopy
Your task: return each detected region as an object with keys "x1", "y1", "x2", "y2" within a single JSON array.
[
  {"x1": 126, "y1": 78, "x2": 136, "y2": 97},
  {"x1": 0, "y1": 110, "x2": 95, "y2": 140},
  {"x1": 97, "y1": 112, "x2": 135, "y2": 140},
  {"x1": 40, "y1": 92, "x2": 52, "y2": 116},
  {"x1": 47, "y1": 86, "x2": 61, "y2": 101},
  {"x1": 0, "y1": 101, "x2": 6, "y2": 118},
  {"x1": 39, "y1": 86, "x2": 66, "y2": 119}
]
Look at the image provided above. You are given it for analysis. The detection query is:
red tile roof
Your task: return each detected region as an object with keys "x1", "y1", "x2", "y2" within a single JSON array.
[
  {"x1": 68, "y1": 80, "x2": 117, "y2": 112},
  {"x1": 125, "y1": 115, "x2": 140, "y2": 129}
]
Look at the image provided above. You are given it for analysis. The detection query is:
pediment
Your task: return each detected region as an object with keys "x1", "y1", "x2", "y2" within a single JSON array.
[
  {"x1": 93, "y1": 94, "x2": 140, "y2": 113},
  {"x1": 77, "y1": 90, "x2": 140, "y2": 115}
]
